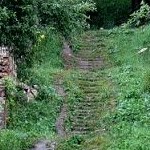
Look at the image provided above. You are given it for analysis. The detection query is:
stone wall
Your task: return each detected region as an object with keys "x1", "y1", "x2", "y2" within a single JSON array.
[{"x1": 0, "y1": 46, "x2": 16, "y2": 129}]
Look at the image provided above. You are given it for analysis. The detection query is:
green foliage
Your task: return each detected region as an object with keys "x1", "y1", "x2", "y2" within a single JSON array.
[
  {"x1": 17, "y1": 30, "x2": 63, "y2": 84},
  {"x1": 124, "y1": 1, "x2": 150, "y2": 27},
  {"x1": 104, "y1": 26, "x2": 150, "y2": 149},
  {"x1": 4, "y1": 77, "x2": 18, "y2": 125},
  {"x1": 143, "y1": 71, "x2": 150, "y2": 92},
  {"x1": 58, "y1": 26, "x2": 150, "y2": 149},
  {"x1": 1, "y1": 32, "x2": 64, "y2": 149},
  {"x1": 4, "y1": 81, "x2": 62, "y2": 149},
  {"x1": 0, "y1": 0, "x2": 95, "y2": 63},
  {"x1": 57, "y1": 135, "x2": 84, "y2": 150},
  {"x1": 0, "y1": 0, "x2": 38, "y2": 60},
  {"x1": 38, "y1": 0, "x2": 95, "y2": 35},
  {"x1": 0, "y1": 130, "x2": 36, "y2": 150}
]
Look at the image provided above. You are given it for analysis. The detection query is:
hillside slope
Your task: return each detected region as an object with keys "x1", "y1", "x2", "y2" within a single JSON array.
[{"x1": 57, "y1": 27, "x2": 150, "y2": 150}]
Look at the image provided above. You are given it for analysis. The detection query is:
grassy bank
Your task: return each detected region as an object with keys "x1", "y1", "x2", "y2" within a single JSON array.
[
  {"x1": 57, "y1": 26, "x2": 150, "y2": 149},
  {"x1": 0, "y1": 31, "x2": 64, "y2": 150}
]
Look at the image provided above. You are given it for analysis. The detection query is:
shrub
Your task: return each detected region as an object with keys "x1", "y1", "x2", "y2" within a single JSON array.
[
  {"x1": 124, "y1": 1, "x2": 150, "y2": 27},
  {"x1": 0, "y1": 0, "x2": 95, "y2": 63}
]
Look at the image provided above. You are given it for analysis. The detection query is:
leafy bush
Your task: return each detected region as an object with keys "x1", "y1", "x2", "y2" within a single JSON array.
[
  {"x1": 124, "y1": 1, "x2": 150, "y2": 27},
  {"x1": 0, "y1": 0, "x2": 95, "y2": 63},
  {"x1": 38, "y1": 0, "x2": 95, "y2": 35}
]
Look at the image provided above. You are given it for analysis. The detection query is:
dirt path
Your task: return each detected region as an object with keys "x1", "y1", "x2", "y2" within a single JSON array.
[
  {"x1": 31, "y1": 43, "x2": 70, "y2": 150},
  {"x1": 54, "y1": 79, "x2": 67, "y2": 137}
]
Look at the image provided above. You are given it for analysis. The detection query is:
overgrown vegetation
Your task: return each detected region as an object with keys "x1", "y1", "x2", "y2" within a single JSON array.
[
  {"x1": 0, "y1": 0, "x2": 95, "y2": 64},
  {"x1": 0, "y1": 32, "x2": 63, "y2": 149},
  {"x1": 57, "y1": 25, "x2": 150, "y2": 149},
  {"x1": 124, "y1": 1, "x2": 150, "y2": 27},
  {"x1": 0, "y1": 0, "x2": 150, "y2": 150}
]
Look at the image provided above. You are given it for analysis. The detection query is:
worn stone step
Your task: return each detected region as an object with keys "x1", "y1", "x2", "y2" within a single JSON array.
[
  {"x1": 71, "y1": 112, "x2": 97, "y2": 119},
  {"x1": 72, "y1": 126, "x2": 91, "y2": 132},
  {"x1": 78, "y1": 82, "x2": 99, "y2": 87},
  {"x1": 75, "y1": 101, "x2": 102, "y2": 108},
  {"x1": 77, "y1": 66, "x2": 95, "y2": 70},
  {"x1": 76, "y1": 57, "x2": 102, "y2": 61},
  {"x1": 73, "y1": 114, "x2": 97, "y2": 120},
  {"x1": 74, "y1": 101, "x2": 99, "y2": 107},
  {"x1": 73, "y1": 109, "x2": 97, "y2": 114},
  {"x1": 72, "y1": 130, "x2": 88, "y2": 135},
  {"x1": 78, "y1": 99, "x2": 101, "y2": 104},
  {"x1": 72, "y1": 118, "x2": 98, "y2": 124},
  {"x1": 85, "y1": 93, "x2": 100, "y2": 97},
  {"x1": 78, "y1": 78, "x2": 99, "y2": 82},
  {"x1": 73, "y1": 104, "x2": 98, "y2": 110},
  {"x1": 83, "y1": 89, "x2": 99, "y2": 94},
  {"x1": 76, "y1": 62, "x2": 102, "y2": 66},
  {"x1": 81, "y1": 86, "x2": 99, "y2": 90}
]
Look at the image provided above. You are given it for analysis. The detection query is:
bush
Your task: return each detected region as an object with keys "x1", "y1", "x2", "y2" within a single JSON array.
[
  {"x1": 0, "y1": 0, "x2": 95, "y2": 63},
  {"x1": 124, "y1": 1, "x2": 150, "y2": 27}
]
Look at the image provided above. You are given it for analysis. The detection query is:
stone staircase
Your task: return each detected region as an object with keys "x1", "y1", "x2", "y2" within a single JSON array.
[
  {"x1": 70, "y1": 73, "x2": 102, "y2": 134},
  {"x1": 68, "y1": 34, "x2": 106, "y2": 135}
]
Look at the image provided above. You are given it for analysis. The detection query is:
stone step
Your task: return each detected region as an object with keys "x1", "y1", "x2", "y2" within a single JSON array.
[
  {"x1": 72, "y1": 112, "x2": 100, "y2": 120},
  {"x1": 78, "y1": 77, "x2": 99, "y2": 82},
  {"x1": 78, "y1": 82, "x2": 99, "y2": 87},
  {"x1": 75, "y1": 57, "x2": 102, "y2": 61},
  {"x1": 72, "y1": 118, "x2": 98, "y2": 124},
  {"x1": 81, "y1": 86, "x2": 99, "y2": 90},
  {"x1": 83, "y1": 89, "x2": 99, "y2": 94},
  {"x1": 72, "y1": 130, "x2": 88, "y2": 135},
  {"x1": 85, "y1": 93, "x2": 100, "y2": 97},
  {"x1": 74, "y1": 101, "x2": 99, "y2": 106},
  {"x1": 77, "y1": 66, "x2": 95, "y2": 70},
  {"x1": 72, "y1": 126, "x2": 91, "y2": 132},
  {"x1": 73, "y1": 104, "x2": 98, "y2": 110},
  {"x1": 78, "y1": 99, "x2": 101, "y2": 104},
  {"x1": 76, "y1": 61, "x2": 103, "y2": 66},
  {"x1": 74, "y1": 101, "x2": 102, "y2": 108},
  {"x1": 73, "y1": 109, "x2": 97, "y2": 114},
  {"x1": 72, "y1": 114, "x2": 97, "y2": 120}
]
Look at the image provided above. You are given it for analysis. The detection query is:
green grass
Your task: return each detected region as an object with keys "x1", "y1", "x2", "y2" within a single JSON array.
[
  {"x1": 57, "y1": 26, "x2": 150, "y2": 149},
  {"x1": 1, "y1": 25, "x2": 150, "y2": 150},
  {"x1": 0, "y1": 30, "x2": 64, "y2": 150}
]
